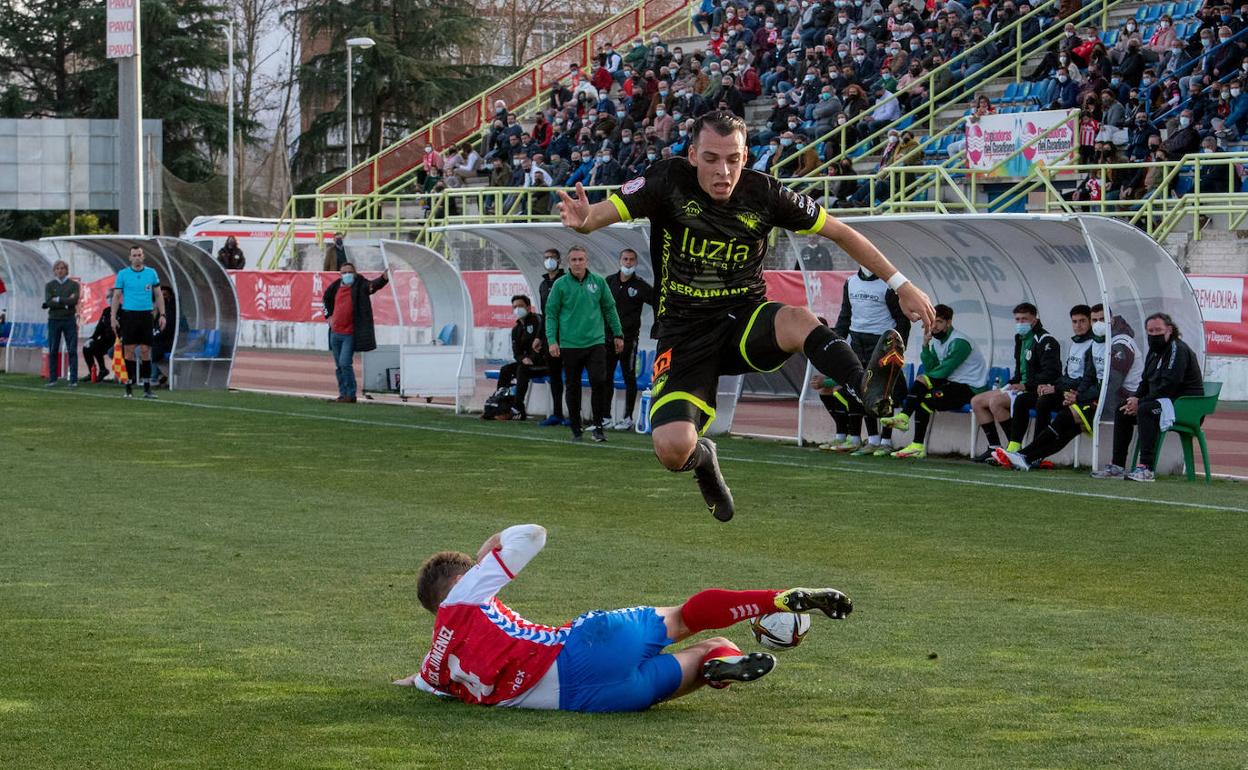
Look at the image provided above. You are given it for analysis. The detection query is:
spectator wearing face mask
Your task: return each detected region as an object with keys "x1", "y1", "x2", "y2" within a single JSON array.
[
  {"x1": 1051, "y1": 66, "x2": 1079, "y2": 109},
  {"x1": 322, "y1": 232, "x2": 348, "y2": 271},
  {"x1": 712, "y1": 75, "x2": 747, "y2": 116},
  {"x1": 1148, "y1": 16, "x2": 1178, "y2": 59},
  {"x1": 1210, "y1": 26, "x2": 1241, "y2": 78},
  {"x1": 1216, "y1": 79, "x2": 1248, "y2": 139},
  {"x1": 809, "y1": 85, "x2": 843, "y2": 134},
  {"x1": 1125, "y1": 111, "x2": 1160, "y2": 162},
  {"x1": 651, "y1": 104, "x2": 675, "y2": 142},
  {"x1": 321, "y1": 262, "x2": 389, "y2": 404},
  {"x1": 1162, "y1": 109, "x2": 1202, "y2": 159}
]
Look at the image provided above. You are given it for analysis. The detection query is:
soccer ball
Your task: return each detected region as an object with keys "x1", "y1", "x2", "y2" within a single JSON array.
[{"x1": 749, "y1": 612, "x2": 810, "y2": 650}]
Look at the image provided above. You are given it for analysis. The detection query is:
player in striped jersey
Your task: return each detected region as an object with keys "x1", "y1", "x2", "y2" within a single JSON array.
[{"x1": 395, "y1": 524, "x2": 853, "y2": 712}]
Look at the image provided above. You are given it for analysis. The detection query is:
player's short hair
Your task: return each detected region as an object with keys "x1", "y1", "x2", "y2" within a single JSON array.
[
  {"x1": 544, "y1": 247, "x2": 560, "y2": 258},
  {"x1": 52, "y1": 259, "x2": 68, "y2": 271},
  {"x1": 691, "y1": 110, "x2": 748, "y2": 145},
  {"x1": 511, "y1": 294, "x2": 531, "y2": 306},
  {"x1": 129, "y1": 245, "x2": 143, "y2": 254},
  {"x1": 417, "y1": 551, "x2": 476, "y2": 613},
  {"x1": 934, "y1": 303, "x2": 954, "y2": 321},
  {"x1": 568, "y1": 245, "x2": 588, "y2": 258},
  {"x1": 620, "y1": 248, "x2": 638, "y2": 259},
  {"x1": 1012, "y1": 302, "x2": 1038, "y2": 316},
  {"x1": 1069, "y1": 304, "x2": 1092, "y2": 318},
  {"x1": 1091, "y1": 303, "x2": 1104, "y2": 314}
]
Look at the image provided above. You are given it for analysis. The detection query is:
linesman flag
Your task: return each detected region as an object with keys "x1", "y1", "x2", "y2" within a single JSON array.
[{"x1": 111, "y1": 340, "x2": 129, "y2": 383}]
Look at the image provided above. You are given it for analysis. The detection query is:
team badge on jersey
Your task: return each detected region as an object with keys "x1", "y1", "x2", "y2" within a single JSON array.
[
  {"x1": 588, "y1": 283, "x2": 598, "y2": 293},
  {"x1": 622, "y1": 177, "x2": 645, "y2": 194},
  {"x1": 628, "y1": 287, "x2": 637, "y2": 297},
  {"x1": 681, "y1": 199, "x2": 703, "y2": 218},
  {"x1": 736, "y1": 211, "x2": 762, "y2": 232}
]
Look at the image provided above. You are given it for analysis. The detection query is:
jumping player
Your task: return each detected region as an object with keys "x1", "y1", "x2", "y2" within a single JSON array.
[
  {"x1": 556, "y1": 111, "x2": 936, "y2": 521},
  {"x1": 396, "y1": 524, "x2": 853, "y2": 713}
]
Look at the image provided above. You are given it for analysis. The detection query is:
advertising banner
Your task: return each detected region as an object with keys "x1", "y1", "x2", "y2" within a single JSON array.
[
  {"x1": 966, "y1": 109, "x2": 1077, "y2": 178},
  {"x1": 1189, "y1": 274, "x2": 1248, "y2": 356}
]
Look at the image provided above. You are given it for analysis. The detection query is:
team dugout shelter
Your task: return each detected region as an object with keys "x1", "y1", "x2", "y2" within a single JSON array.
[
  {"x1": 41, "y1": 236, "x2": 239, "y2": 389},
  {"x1": 0, "y1": 238, "x2": 53, "y2": 375}
]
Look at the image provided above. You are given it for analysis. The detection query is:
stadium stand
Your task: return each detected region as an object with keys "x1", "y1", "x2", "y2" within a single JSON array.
[{"x1": 262, "y1": 0, "x2": 1248, "y2": 266}]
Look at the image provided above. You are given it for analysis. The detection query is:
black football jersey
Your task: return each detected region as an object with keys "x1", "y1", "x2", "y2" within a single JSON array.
[{"x1": 608, "y1": 158, "x2": 826, "y2": 333}]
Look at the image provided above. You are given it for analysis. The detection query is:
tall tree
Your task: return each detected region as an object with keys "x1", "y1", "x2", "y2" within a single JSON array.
[
  {"x1": 293, "y1": 0, "x2": 508, "y2": 186},
  {"x1": 0, "y1": 0, "x2": 231, "y2": 182}
]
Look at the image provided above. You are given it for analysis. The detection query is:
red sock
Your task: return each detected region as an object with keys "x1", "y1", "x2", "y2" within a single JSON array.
[
  {"x1": 701, "y1": 642, "x2": 742, "y2": 688},
  {"x1": 680, "y1": 589, "x2": 780, "y2": 633}
]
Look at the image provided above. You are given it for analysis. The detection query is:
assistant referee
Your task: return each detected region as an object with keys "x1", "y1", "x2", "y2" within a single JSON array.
[{"x1": 110, "y1": 245, "x2": 166, "y2": 399}]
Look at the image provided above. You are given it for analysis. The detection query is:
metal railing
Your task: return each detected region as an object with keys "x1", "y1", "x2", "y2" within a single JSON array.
[
  {"x1": 313, "y1": 0, "x2": 693, "y2": 205},
  {"x1": 774, "y1": 0, "x2": 1124, "y2": 179}
]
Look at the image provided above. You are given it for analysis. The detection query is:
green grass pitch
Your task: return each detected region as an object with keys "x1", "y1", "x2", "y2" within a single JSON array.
[{"x1": 2, "y1": 376, "x2": 1246, "y2": 769}]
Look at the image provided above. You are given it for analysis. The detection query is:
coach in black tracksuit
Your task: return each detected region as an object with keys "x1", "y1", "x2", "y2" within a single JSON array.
[
  {"x1": 833, "y1": 267, "x2": 910, "y2": 449},
  {"x1": 1109, "y1": 312, "x2": 1203, "y2": 472},
  {"x1": 603, "y1": 249, "x2": 654, "y2": 427},
  {"x1": 498, "y1": 295, "x2": 548, "y2": 419}
]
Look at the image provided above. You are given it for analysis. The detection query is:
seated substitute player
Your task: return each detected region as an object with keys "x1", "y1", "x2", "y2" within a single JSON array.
[
  {"x1": 994, "y1": 307, "x2": 1145, "y2": 471},
  {"x1": 395, "y1": 524, "x2": 853, "y2": 712},
  {"x1": 556, "y1": 111, "x2": 936, "y2": 522},
  {"x1": 831, "y1": 264, "x2": 912, "y2": 457},
  {"x1": 496, "y1": 294, "x2": 548, "y2": 420},
  {"x1": 968, "y1": 302, "x2": 1061, "y2": 462},
  {"x1": 880, "y1": 303, "x2": 989, "y2": 459}
]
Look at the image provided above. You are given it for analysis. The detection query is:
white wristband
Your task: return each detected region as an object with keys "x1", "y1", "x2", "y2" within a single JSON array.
[{"x1": 886, "y1": 272, "x2": 909, "y2": 291}]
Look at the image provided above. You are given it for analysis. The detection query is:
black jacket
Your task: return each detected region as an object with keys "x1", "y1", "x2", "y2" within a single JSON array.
[
  {"x1": 538, "y1": 269, "x2": 565, "y2": 311},
  {"x1": 605, "y1": 273, "x2": 654, "y2": 338},
  {"x1": 88, "y1": 306, "x2": 116, "y2": 350},
  {"x1": 1136, "y1": 336, "x2": 1203, "y2": 401},
  {"x1": 322, "y1": 273, "x2": 389, "y2": 353},
  {"x1": 1011, "y1": 322, "x2": 1062, "y2": 389},
  {"x1": 217, "y1": 246, "x2": 245, "y2": 270},
  {"x1": 511, "y1": 311, "x2": 546, "y2": 365}
]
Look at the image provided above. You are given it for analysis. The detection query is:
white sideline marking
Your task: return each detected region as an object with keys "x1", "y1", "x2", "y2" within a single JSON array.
[{"x1": 7, "y1": 383, "x2": 1246, "y2": 514}]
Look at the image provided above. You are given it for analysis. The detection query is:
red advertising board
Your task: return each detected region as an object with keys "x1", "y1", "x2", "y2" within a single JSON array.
[
  {"x1": 151, "y1": 270, "x2": 1248, "y2": 357},
  {"x1": 1189, "y1": 274, "x2": 1248, "y2": 356}
]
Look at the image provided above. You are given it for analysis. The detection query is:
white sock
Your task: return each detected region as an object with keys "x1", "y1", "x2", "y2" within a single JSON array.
[
  {"x1": 833, "y1": 433, "x2": 846, "y2": 442},
  {"x1": 867, "y1": 435, "x2": 880, "y2": 446}
]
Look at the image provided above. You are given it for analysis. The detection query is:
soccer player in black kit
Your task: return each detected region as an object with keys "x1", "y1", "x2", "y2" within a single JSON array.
[{"x1": 557, "y1": 112, "x2": 936, "y2": 522}]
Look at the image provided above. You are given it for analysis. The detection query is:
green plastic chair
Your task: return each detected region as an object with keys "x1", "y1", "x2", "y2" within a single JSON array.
[{"x1": 1131, "y1": 382, "x2": 1222, "y2": 482}]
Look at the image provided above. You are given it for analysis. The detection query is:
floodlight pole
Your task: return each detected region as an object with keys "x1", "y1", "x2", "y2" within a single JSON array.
[
  {"x1": 344, "y1": 37, "x2": 376, "y2": 196},
  {"x1": 227, "y1": 19, "x2": 235, "y2": 215}
]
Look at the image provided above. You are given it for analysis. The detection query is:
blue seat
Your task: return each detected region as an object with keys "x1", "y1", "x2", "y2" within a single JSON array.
[
  {"x1": 1160, "y1": 2, "x2": 1176, "y2": 17},
  {"x1": 1134, "y1": 5, "x2": 1149, "y2": 21},
  {"x1": 179, "y1": 329, "x2": 221, "y2": 359},
  {"x1": 436, "y1": 323, "x2": 456, "y2": 346},
  {"x1": 995, "y1": 82, "x2": 1021, "y2": 104},
  {"x1": 1144, "y1": 5, "x2": 1163, "y2": 22},
  {"x1": 1173, "y1": 176, "x2": 1195, "y2": 196}
]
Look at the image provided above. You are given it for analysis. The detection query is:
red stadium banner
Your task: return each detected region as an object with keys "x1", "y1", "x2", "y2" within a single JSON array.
[
  {"x1": 77, "y1": 275, "x2": 116, "y2": 324},
  {"x1": 1189, "y1": 275, "x2": 1248, "y2": 356}
]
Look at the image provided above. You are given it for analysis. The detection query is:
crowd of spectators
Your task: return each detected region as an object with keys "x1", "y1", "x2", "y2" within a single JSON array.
[{"x1": 406, "y1": 1, "x2": 1248, "y2": 210}]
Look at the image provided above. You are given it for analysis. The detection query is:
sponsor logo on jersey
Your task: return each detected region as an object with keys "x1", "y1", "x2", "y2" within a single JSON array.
[
  {"x1": 622, "y1": 176, "x2": 645, "y2": 195},
  {"x1": 681, "y1": 199, "x2": 703, "y2": 218},
  {"x1": 679, "y1": 228, "x2": 750, "y2": 263}
]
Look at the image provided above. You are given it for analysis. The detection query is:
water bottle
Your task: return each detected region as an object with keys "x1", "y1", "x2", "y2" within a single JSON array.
[{"x1": 636, "y1": 389, "x2": 652, "y2": 434}]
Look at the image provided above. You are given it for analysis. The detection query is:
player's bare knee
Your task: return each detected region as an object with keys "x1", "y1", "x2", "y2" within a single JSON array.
[
  {"x1": 775, "y1": 305, "x2": 819, "y2": 350},
  {"x1": 655, "y1": 439, "x2": 694, "y2": 470}
]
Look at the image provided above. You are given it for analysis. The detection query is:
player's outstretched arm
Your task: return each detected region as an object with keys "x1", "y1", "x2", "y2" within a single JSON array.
[
  {"x1": 816, "y1": 215, "x2": 936, "y2": 329},
  {"x1": 556, "y1": 182, "x2": 622, "y2": 234}
]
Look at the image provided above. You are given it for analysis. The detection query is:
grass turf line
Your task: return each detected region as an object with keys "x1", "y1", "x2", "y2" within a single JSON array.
[{"x1": 1, "y1": 379, "x2": 1246, "y2": 769}]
